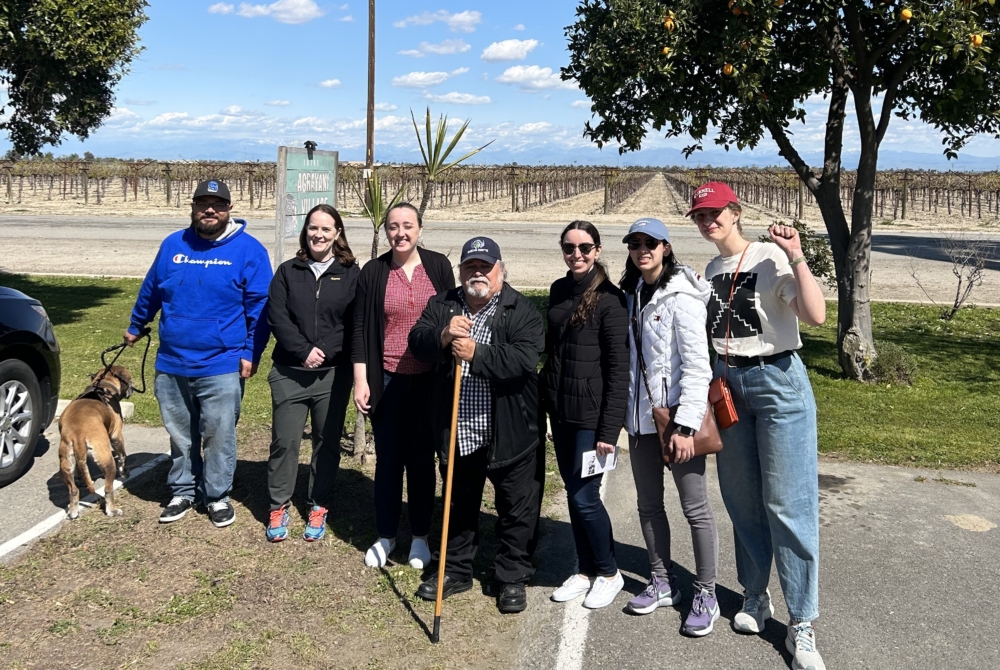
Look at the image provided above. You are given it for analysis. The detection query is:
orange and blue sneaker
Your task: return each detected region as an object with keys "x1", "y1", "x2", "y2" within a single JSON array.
[
  {"x1": 266, "y1": 506, "x2": 290, "y2": 542},
  {"x1": 303, "y1": 505, "x2": 328, "y2": 542}
]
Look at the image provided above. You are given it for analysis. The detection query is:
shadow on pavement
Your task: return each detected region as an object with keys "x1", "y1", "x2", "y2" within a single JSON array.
[{"x1": 871, "y1": 234, "x2": 1000, "y2": 271}]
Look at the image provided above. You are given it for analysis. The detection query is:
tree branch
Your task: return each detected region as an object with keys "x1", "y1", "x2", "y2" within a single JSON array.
[
  {"x1": 875, "y1": 52, "x2": 919, "y2": 145},
  {"x1": 842, "y1": 6, "x2": 870, "y2": 75},
  {"x1": 823, "y1": 71, "x2": 850, "y2": 184},
  {"x1": 868, "y1": 22, "x2": 912, "y2": 68},
  {"x1": 765, "y1": 118, "x2": 820, "y2": 194},
  {"x1": 818, "y1": 19, "x2": 854, "y2": 86}
]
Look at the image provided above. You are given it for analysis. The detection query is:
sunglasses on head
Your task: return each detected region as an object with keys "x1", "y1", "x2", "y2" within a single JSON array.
[
  {"x1": 626, "y1": 237, "x2": 663, "y2": 251},
  {"x1": 560, "y1": 242, "x2": 596, "y2": 255}
]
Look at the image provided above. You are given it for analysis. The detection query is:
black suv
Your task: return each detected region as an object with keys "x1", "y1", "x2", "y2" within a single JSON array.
[{"x1": 0, "y1": 286, "x2": 60, "y2": 487}]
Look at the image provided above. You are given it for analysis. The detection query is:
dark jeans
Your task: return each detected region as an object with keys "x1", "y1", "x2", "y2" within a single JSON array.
[
  {"x1": 267, "y1": 364, "x2": 353, "y2": 511},
  {"x1": 552, "y1": 422, "x2": 618, "y2": 577},
  {"x1": 443, "y1": 445, "x2": 543, "y2": 585},
  {"x1": 369, "y1": 371, "x2": 436, "y2": 538}
]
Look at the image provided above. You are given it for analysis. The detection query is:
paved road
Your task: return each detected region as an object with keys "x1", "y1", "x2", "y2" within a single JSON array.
[
  {"x1": 0, "y1": 421, "x2": 169, "y2": 561},
  {"x1": 516, "y1": 450, "x2": 1000, "y2": 669},
  {"x1": 1, "y1": 214, "x2": 999, "y2": 304}
]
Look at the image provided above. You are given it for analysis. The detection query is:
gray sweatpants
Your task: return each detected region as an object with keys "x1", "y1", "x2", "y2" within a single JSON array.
[{"x1": 629, "y1": 433, "x2": 719, "y2": 594}]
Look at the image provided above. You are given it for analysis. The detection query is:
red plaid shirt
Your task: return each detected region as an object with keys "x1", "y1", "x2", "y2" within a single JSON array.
[{"x1": 383, "y1": 262, "x2": 437, "y2": 374}]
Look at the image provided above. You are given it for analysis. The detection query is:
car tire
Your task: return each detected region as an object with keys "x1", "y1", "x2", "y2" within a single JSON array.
[{"x1": 0, "y1": 359, "x2": 43, "y2": 487}]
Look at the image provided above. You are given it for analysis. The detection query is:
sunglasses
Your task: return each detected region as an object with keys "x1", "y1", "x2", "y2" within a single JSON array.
[
  {"x1": 560, "y1": 242, "x2": 596, "y2": 256},
  {"x1": 626, "y1": 238, "x2": 663, "y2": 251}
]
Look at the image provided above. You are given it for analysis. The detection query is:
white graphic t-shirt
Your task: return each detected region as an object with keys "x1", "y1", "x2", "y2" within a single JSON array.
[{"x1": 705, "y1": 242, "x2": 801, "y2": 357}]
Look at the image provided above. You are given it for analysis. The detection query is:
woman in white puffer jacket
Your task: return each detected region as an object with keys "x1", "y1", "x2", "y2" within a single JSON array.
[{"x1": 619, "y1": 217, "x2": 721, "y2": 638}]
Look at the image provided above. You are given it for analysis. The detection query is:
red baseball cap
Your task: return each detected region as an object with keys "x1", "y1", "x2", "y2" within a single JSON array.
[{"x1": 685, "y1": 181, "x2": 739, "y2": 216}]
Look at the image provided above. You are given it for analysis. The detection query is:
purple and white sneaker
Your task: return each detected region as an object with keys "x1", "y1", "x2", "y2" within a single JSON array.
[
  {"x1": 627, "y1": 574, "x2": 680, "y2": 615},
  {"x1": 681, "y1": 588, "x2": 720, "y2": 637}
]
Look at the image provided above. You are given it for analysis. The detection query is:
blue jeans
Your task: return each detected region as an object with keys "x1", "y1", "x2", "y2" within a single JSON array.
[
  {"x1": 155, "y1": 371, "x2": 244, "y2": 504},
  {"x1": 552, "y1": 423, "x2": 617, "y2": 577},
  {"x1": 714, "y1": 352, "x2": 820, "y2": 622}
]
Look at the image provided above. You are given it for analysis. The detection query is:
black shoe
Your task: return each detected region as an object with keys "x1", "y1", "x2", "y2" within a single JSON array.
[
  {"x1": 207, "y1": 500, "x2": 236, "y2": 528},
  {"x1": 159, "y1": 496, "x2": 194, "y2": 523},
  {"x1": 416, "y1": 574, "x2": 473, "y2": 601},
  {"x1": 497, "y1": 583, "x2": 527, "y2": 613}
]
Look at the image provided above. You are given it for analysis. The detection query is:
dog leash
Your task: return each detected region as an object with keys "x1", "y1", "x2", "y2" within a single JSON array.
[{"x1": 94, "y1": 327, "x2": 152, "y2": 395}]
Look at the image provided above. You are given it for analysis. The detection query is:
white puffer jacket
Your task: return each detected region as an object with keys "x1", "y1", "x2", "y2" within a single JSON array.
[{"x1": 625, "y1": 265, "x2": 713, "y2": 436}]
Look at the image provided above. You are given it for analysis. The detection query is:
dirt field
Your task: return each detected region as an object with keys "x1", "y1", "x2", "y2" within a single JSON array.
[
  {"x1": 3, "y1": 172, "x2": 999, "y2": 231},
  {"x1": 0, "y1": 430, "x2": 554, "y2": 670}
]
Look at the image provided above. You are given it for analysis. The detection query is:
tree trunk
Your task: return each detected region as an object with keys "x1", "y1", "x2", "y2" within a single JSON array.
[
  {"x1": 418, "y1": 178, "x2": 434, "y2": 218},
  {"x1": 371, "y1": 229, "x2": 379, "y2": 260},
  {"x1": 353, "y1": 411, "x2": 366, "y2": 461}
]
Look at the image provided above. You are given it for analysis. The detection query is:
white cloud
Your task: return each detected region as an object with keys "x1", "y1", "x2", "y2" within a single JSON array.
[
  {"x1": 569, "y1": 100, "x2": 590, "y2": 108},
  {"x1": 124, "y1": 98, "x2": 155, "y2": 106},
  {"x1": 392, "y1": 68, "x2": 468, "y2": 88},
  {"x1": 424, "y1": 92, "x2": 492, "y2": 105},
  {"x1": 393, "y1": 10, "x2": 482, "y2": 33},
  {"x1": 513, "y1": 24, "x2": 525, "y2": 31},
  {"x1": 266, "y1": 100, "x2": 291, "y2": 106},
  {"x1": 339, "y1": 3, "x2": 348, "y2": 8},
  {"x1": 374, "y1": 102, "x2": 398, "y2": 111},
  {"x1": 399, "y1": 39, "x2": 471, "y2": 58},
  {"x1": 518, "y1": 122, "x2": 554, "y2": 133},
  {"x1": 104, "y1": 107, "x2": 143, "y2": 128},
  {"x1": 340, "y1": 14, "x2": 353, "y2": 21},
  {"x1": 481, "y1": 39, "x2": 539, "y2": 62},
  {"x1": 496, "y1": 65, "x2": 577, "y2": 91},
  {"x1": 236, "y1": 0, "x2": 324, "y2": 24},
  {"x1": 208, "y1": 3, "x2": 235, "y2": 14},
  {"x1": 319, "y1": 79, "x2": 342, "y2": 88}
]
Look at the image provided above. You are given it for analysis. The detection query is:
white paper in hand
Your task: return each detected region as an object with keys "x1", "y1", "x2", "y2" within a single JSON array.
[{"x1": 581, "y1": 448, "x2": 617, "y2": 478}]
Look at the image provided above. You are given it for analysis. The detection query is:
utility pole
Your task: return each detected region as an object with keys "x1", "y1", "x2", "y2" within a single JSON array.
[{"x1": 365, "y1": 0, "x2": 375, "y2": 176}]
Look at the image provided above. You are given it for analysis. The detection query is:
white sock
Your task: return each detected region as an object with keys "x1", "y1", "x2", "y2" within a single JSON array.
[
  {"x1": 364, "y1": 537, "x2": 395, "y2": 568},
  {"x1": 408, "y1": 536, "x2": 431, "y2": 569}
]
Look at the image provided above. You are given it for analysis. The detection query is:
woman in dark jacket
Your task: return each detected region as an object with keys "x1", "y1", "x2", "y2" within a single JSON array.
[
  {"x1": 352, "y1": 202, "x2": 455, "y2": 569},
  {"x1": 266, "y1": 204, "x2": 359, "y2": 543},
  {"x1": 542, "y1": 220, "x2": 629, "y2": 609}
]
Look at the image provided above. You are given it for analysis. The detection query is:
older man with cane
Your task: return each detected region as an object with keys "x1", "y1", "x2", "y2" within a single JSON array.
[{"x1": 409, "y1": 237, "x2": 546, "y2": 615}]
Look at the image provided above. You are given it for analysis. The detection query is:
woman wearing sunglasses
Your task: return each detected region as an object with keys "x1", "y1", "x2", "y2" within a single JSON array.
[
  {"x1": 542, "y1": 221, "x2": 629, "y2": 609},
  {"x1": 691, "y1": 183, "x2": 826, "y2": 670},
  {"x1": 620, "y1": 217, "x2": 720, "y2": 637}
]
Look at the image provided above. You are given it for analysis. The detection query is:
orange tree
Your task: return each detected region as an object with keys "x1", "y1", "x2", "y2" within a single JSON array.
[{"x1": 563, "y1": 0, "x2": 1000, "y2": 380}]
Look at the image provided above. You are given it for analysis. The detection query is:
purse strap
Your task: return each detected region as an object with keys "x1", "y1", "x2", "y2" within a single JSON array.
[{"x1": 722, "y1": 243, "x2": 751, "y2": 382}]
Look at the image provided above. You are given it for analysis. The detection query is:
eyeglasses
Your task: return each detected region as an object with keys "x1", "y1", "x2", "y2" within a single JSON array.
[
  {"x1": 560, "y1": 242, "x2": 596, "y2": 256},
  {"x1": 626, "y1": 238, "x2": 663, "y2": 251},
  {"x1": 193, "y1": 200, "x2": 230, "y2": 211}
]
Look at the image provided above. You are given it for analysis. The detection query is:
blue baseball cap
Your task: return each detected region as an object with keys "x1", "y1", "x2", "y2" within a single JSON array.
[
  {"x1": 622, "y1": 218, "x2": 670, "y2": 243},
  {"x1": 460, "y1": 236, "x2": 502, "y2": 265}
]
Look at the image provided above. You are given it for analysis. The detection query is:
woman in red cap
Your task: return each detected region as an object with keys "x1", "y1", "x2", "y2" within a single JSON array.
[{"x1": 690, "y1": 182, "x2": 828, "y2": 670}]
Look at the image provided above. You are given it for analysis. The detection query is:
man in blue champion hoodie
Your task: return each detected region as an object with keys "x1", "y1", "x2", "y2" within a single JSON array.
[{"x1": 124, "y1": 179, "x2": 272, "y2": 528}]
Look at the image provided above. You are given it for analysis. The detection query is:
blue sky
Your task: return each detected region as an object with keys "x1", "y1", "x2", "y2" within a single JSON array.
[{"x1": 5, "y1": 0, "x2": 1000, "y2": 168}]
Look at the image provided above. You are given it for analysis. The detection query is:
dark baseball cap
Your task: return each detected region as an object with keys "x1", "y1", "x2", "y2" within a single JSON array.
[
  {"x1": 192, "y1": 179, "x2": 232, "y2": 203},
  {"x1": 460, "y1": 237, "x2": 502, "y2": 265}
]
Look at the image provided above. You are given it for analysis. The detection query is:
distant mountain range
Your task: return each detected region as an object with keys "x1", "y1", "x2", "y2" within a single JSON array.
[{"x1": 43, "y1": 136, "x2": 1000, "y2": 172}]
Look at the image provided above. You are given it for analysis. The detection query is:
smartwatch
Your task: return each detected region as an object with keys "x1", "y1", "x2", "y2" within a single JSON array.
[{"x1": 675, "y1": 425, "x2": 696, "y2": 438}]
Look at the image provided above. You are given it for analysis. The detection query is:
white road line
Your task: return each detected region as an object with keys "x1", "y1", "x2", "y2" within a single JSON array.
[
  {"x1": 553, "y1": 469, "x2": 612, "y2": 670},
  {"x1": 0, "y1": 454, "x2": 168, "y2": 561}
]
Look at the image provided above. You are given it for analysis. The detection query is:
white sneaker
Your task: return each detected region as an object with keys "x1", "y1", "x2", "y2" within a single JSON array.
[
  {"x1": 407, "y1": 537, "x2": 431, "y2": 569},
  {"x1": 583, "y1": 572, "x2": 624, "y2": 609},
  {"x1": 551, "y1": 574, "x2": 591, "y2": 602},
  {"x1": 786, "y1": 621, "x2": 826, "y2": 670},
  {"x1": 733, "y1": 588, "x2": 773, "y2": 633},
  {"x1": 364, "y1": 538, "x2": 395, "y2": 568}
]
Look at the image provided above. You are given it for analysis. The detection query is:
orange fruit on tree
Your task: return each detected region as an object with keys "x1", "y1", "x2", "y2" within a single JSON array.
[
  {"x1": 662, "y1": 46, "x2": 671, "y2": 55},
  {"x1": 733, "y1": 6, "x2": 742, "y2": 14},
  {"x1": 723, "y1": 63, "x2": 735, "y2": 76},
  {"x1": 900, "y1": 8, "x2": 912, "y2": 20},
  {"x1": 664, "y1": 17, "x2": 675, "y2": 31},
  {"x1": 971, "y1": 34, "x2": 984, "y2": 46}
]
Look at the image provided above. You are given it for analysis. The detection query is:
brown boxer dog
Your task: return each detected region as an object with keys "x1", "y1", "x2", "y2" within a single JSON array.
[{"x1": 58, "y1": 365, "x2": 133, "y2": 519}]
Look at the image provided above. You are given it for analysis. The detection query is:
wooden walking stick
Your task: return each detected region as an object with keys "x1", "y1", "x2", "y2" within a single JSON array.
[{"x1": 431, "y1": 357, "x2": 463, "y2": 644}]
